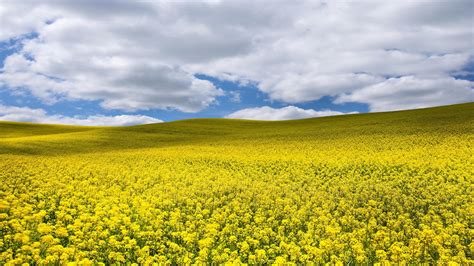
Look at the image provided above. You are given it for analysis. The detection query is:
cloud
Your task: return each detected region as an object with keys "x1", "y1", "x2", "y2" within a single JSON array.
[
  {"x1": 226, "y1": 106, "x2": 356, "y2": 121},
  {"x1": 0, "y1": 104, "x2": 162, "y2": 126},
  {"x1": 336, "y1": 76, "x2": 474, "y2": 112},
  {"x1": 228, "y1": 91, "x2": 241, "y2": 103},
  {"x1": 0, "y1": 2, "x2": 51, "y2": 41},
  {"x1": 0, "y1": 43, "x2": 223, "y2": 113},
  {"x1": 0, "y1": 0, "x2": 472, "y2": 113},
  {"x1": 260, "y1": 73, "x2": 384, "y2": 103}
]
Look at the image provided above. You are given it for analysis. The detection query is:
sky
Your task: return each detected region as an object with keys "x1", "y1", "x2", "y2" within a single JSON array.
[{"x1": 0, "y1": 0, "x2": 473, "y2": 126}]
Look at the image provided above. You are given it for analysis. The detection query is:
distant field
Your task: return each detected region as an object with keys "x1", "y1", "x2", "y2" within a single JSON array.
[{"x1": 1, "y1": 103, "x2": 473, "y2": 264}]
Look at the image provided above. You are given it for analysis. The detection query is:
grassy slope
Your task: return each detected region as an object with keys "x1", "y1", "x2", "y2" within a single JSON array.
[{"x1": 0, "y1": 103, "x2": 472, "y2": 155}]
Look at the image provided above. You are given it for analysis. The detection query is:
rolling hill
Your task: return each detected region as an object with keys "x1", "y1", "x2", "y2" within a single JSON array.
[
  {"x1": 0, "y1": 102, "x2": 472, "y2": 155},
  {"x1": 0, "y1": 103, "x2": 473, "y2": 264}
]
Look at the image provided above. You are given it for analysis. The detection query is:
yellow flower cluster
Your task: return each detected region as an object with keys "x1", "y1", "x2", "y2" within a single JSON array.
[{"x1": 0, "y1": 104, "x2": 472, "y2": 264}]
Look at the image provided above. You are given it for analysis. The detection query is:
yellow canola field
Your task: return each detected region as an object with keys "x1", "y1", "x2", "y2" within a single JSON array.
[{"x1": 0, "y1": 103, "x2": 473, "y2": 265}]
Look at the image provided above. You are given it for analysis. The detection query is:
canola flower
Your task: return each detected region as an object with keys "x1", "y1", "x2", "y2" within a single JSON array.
[{"x1": 0, "y1": 103, "x2": 473, "y2": 264}]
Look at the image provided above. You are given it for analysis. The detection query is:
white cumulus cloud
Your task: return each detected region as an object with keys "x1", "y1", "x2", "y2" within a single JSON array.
[
  {"x1": 336, "y1": 76, "x2": 474, "y2": 112},
  {"x1": 0, "y1": 104, "x2": 162, "y2": 126},
  {"x1": 226, "y1": 106, "x2": 356, "y2": 121},
  {"x1": 0, "y1": 0, "x2": 472, "y2": 114}
]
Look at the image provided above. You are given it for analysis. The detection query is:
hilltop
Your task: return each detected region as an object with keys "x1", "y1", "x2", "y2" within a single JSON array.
[{"x1": 0, "y1": 103, "x2": 472, "y2": 155}]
